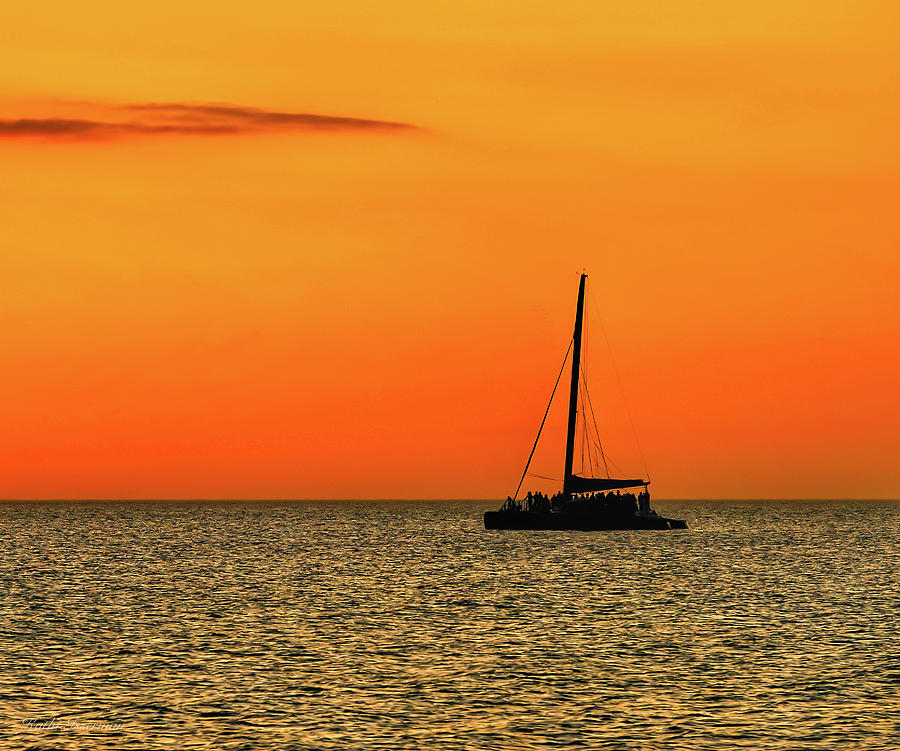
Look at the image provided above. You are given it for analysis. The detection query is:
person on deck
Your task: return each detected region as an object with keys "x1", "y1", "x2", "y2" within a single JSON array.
[{"x1": 638, "y1": 491, "x2": 649, "y2": 515}]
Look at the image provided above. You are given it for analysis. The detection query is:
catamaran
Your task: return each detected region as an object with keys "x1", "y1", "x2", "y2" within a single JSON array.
[{"x1": 484, "y1": 273, "x2": 687, "y2": 531}]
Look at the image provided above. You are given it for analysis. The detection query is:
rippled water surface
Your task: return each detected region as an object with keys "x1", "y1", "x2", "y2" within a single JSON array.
[{"x1": 2, "y1": 500, "x2": 899, "y2": 749}]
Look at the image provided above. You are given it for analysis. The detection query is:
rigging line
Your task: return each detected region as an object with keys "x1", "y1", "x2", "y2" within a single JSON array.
[
  {"x1": 579, "y1": 370, "x2": 593, "y2": 465},
  {"x1": 579, "y1": 281, "x2": 607, "y2": 479},
  {"x1": 587, "y1": 277, "x2": 652, "y2": 483},
  {"x1": 580, "y1": 366, "x2": 611, "y2": 478},
  {"x1": 582, "y1": 281, "x2": 588, "y2": 384},
  {"x1": 581, "y1": 289, "x2": 605, "y2": 479},
  {"x1": 582, "y1": 381, "x2": 592, "y2": 475},
  {"x1": 513, "y1": 339, "x2": 573, "y2": 501},
  {"x1": 589, "y1": 414, "x2": 601, "y2": 479},
  {"x1": 527, "y1": 472, "x2": 560, "y2": 481},
  {"x1": 579, "y1": 384, "x2": 586, "y2": 475},
  {"x1": 579, "y1": 376, "x2": 595, "y2": 477},
  {"x1": 605, "y1": 453, "x2": 627, "y2": 478},
  {"x1": 577, "y1": 382, "x2": 584, "y2": 475},
  {"x1": 578, "y1": 296, "x2": 600, "y2": 478},
  {"x1": 584, "y1": 384, "x2": 609, "y2": 477},
  {"x1": 585, "y1": 408, "x2": 594, "y2": 477},
  {"x1": 578, "y1": 369, "x2": 586, "y2": 475},
  {"x1": 578, "y1": 369, "x2": 596, "y2": 467}
]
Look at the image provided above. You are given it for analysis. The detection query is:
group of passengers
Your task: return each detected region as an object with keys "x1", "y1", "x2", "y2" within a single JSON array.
[
  {"x1": 570, "y1": 490, "x2": 654, "y2": 516},
  {"x1": 501, "y1": 489, "x2": 654, "y2": 516}
]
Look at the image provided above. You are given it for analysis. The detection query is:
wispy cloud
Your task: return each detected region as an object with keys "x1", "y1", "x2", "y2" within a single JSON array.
[{"x1": 0, "y1": 102, "x2": 416, "y2": 140}]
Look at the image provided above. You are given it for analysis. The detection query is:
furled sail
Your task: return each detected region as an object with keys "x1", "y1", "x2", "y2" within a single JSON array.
[{"x1": 565, "y1": 475, "x2": 648, "y2": 493}]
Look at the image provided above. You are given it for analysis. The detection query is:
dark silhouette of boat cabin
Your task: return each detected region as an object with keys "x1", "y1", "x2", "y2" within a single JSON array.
[{"x1": 484, "y1": 273, "x2": 686, "y2": 531}]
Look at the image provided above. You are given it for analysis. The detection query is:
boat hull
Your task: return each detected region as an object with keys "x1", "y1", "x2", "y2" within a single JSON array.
[{"x1": 483, "y1": 510, "x2": 687, "y2": 530}]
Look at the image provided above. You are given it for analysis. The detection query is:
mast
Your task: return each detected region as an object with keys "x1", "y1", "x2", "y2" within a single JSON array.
[{"x1": 563, "y1": 273, "x2": 587, "y2": 496}]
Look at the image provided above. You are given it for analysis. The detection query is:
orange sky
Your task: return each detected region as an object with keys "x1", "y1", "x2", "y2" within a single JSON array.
[{"x1": 0, "y1": 1, "x2": 897, "y2": 499}]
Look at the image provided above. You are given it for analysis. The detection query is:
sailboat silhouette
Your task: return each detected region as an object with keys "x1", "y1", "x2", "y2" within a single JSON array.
[{"x1": 484, "y1": 273, "x2": 687, "y2": 531}]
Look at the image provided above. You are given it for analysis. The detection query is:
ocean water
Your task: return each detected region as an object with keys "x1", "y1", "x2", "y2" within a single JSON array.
[{"x1": 2, "y1": 500, "x2": 898, "y2": 750}]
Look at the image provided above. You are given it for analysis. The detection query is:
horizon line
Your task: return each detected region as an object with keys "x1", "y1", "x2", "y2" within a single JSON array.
[{"x1": 0, "y1": 497, "x2": 897, "y2": 503}]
